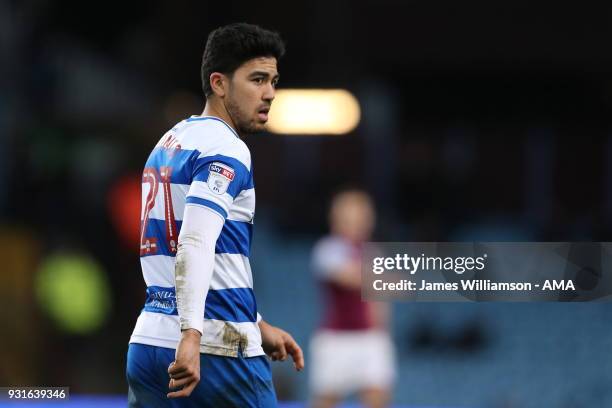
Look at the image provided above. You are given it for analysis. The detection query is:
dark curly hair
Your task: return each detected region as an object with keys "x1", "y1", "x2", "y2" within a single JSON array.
[{"x1": 201, "y1": 23, "x2": 285, "y2": 97}]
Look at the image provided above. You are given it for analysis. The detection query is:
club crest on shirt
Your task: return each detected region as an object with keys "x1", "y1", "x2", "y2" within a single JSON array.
[{"x1": 207, "y1": 162, "x2": 235, "y2": 195}]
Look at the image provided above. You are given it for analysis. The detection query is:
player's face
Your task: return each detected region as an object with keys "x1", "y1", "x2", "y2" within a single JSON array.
[
  {"x1": 331, "y1": 194, "x2": 376, "y2": 242},
  {"x1": 225, "y1": 57, "x2": 279, "y2": 134}
]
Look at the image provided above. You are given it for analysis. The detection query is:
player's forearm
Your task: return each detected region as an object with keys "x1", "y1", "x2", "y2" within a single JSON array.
[
  {"x1": 258, "y1": 319, "x2": 277, "y2": 349},
  {"x1": 330, "y1": 263, "x2": 363, "y2": 289},
  {"x1": 258, "y1": 319, "x2": 271, "y2": 333},
  {"x1": 175, "y1": 204, "x2": 224, "y2": 334},
  {"x1": 175, "y1": 232, "x2": 213, "y2": 334}
]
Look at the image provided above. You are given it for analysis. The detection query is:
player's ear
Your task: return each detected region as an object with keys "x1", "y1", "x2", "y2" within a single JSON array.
[{"x1": 210, "y1": 72, "x2": 227, "y2": 97}]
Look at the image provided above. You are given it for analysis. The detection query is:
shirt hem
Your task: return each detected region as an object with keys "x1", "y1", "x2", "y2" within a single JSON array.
[{"x1": 129, "y1": 334, "x2": 265, "y2": 358}]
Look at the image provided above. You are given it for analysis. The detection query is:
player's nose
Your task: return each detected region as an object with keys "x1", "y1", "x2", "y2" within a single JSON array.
[{"x1": 262, "y1": 83, "x2": 275, "y2": 101}]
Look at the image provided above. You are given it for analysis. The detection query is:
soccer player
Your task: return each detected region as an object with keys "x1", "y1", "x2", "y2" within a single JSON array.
[
  {"x1": 126, "y1": 23, "x2": 304, "y2": 408},
  {"x1": 310, "y1": 190, "x2": 396, "y2": 408}
]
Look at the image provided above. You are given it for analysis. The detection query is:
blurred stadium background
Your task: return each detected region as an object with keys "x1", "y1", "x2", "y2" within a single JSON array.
[{"x1": 2, "y1": 1, "x2": 612, "y2": 407}]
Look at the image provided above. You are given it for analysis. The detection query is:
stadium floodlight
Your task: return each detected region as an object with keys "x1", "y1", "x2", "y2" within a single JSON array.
[{"x1": 267, "y1": 89, "x2": 361, "y2": 135}]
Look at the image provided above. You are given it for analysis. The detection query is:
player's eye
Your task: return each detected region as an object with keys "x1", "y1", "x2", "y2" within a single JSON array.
[
  {"x1": 272, "y1": 79, "x2": 279, "y2": 88},
  {"x1": 253, "y1": 77, "x2": 264, "y2": 84}
]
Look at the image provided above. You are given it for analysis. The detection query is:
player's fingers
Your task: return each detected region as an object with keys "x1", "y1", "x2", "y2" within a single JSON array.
[
  {"x1": 167, "y1": 379, "x2": 198, "y2": 398},
  {"x1": 270, "y1": 346, "x2": 286, "y2": 361},
  {"x1": 290, "y1": 348, "x2": 304, "y2": 371},
  {"x1": 168, "y1": 361, "x2": 182, "y2": 375},
  {"x1": 168, "y1": 376, "x2": 195, "y2": 390},
  {"x1": 168, "y1": 368, "x2": 190, "y2": 379},
  {"x1": 286, "y1": 339, "x2": 305, "y2": 370},
  {"x1": 277, "y1": 343, "x2": 287, "y2": 361},
  {"x1": 168, "y1": 362, "x2": 193, "y2": 379}
]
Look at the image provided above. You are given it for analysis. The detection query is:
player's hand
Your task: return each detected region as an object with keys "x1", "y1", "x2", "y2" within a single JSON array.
[
  {"x1": 167, "y1": 329, "x2": 201, "y2": 398},
  {"x1": 260, "y1": 321, "x2": 304, "y2": 371}
]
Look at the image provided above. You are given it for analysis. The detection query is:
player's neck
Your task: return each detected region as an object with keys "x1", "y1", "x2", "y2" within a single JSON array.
[{"x1": 201, "y1": 101, "x2": 240, "y2": 137}]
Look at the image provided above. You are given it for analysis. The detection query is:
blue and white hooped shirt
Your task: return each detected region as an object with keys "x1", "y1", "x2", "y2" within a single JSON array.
[{"x1": 129, "y1": 115, "x2": 262, "y2": 357}]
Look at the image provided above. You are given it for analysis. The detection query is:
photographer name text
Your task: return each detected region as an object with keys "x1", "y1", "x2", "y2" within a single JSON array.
[{"x1": 372, "y1": 279, "x2": 575, "y2": 292}]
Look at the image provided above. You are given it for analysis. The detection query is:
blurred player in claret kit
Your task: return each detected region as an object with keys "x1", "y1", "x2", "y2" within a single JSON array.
[
  {"x1": 310, "y1": 190, "x2": 396, "y2": 408},
  {"x1": 126, "y1": 23, "x2": 304, "y2": 408}
]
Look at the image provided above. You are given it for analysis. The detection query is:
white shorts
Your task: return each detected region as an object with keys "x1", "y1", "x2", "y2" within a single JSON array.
[{"x1": 309, "y1": 329, "x2": 396, "y2": 397}]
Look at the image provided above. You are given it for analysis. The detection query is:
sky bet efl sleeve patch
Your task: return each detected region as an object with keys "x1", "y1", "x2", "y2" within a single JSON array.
[{"x1": 207, "y1": 162, "x2": 235, "y2": 195}]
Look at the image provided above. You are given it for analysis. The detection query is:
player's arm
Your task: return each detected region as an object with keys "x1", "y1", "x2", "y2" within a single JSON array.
[
  {"x1": 324, "y1": 260, "x2": 362, "y2": 290},
  {"x1": 167, "y1": 204, "x2": 224, "y2": 398},
  {"x1": 313, "y1": 241, "x2": 362, "y2": 290},
  {"x1": 258, "y1": 319, "x2": 304, "y2": 371}
]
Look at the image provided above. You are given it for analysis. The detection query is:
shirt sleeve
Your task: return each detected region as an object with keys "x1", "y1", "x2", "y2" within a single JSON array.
[
  {"x1": 185, "y1": 152, "x2": 251, "y2": 220},
  {"x1": 175, "y1": 203, "x2": 225, "y2": 334},
  {"x1": 312, "y1": 238, "x2": 352, "y2": 280}
]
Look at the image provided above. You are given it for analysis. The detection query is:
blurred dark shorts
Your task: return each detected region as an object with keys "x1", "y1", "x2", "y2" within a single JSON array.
[{"x1": 126, "y1": 343, "x2": 277, "y2": 408}]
